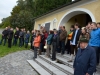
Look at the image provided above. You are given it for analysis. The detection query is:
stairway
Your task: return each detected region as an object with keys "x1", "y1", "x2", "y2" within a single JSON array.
[{"x1": 27, "y1": 54, "x2": 74, "y2": 75}]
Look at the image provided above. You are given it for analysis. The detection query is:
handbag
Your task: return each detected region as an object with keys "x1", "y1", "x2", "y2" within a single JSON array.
[{"x1": 44, "y1": 40, "x2": 47, "y2": 49}]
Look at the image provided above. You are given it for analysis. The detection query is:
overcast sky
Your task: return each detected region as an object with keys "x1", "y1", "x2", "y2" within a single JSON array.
[{"x1": 0, "y1": 0, "x2": 18, "y2": 23}]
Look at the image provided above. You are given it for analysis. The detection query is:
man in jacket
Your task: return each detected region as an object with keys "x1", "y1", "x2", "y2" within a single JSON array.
[
  {"x1": 89, "y1": 22, "x2": 100, "y2": 66},
  {"x1": 60, "y1": 26, "x2": 67, "y2": 55},
  {"x1": 68, "y1": 23, "x2": 81, "y2": 62},
  {"x1": 0, "y1": 27, "x2": 8, "y2": 46},
  {"x1": 8, "y1": 28, "x2": 14, "y2": 48},
  {"x1": 13, "y1": 27, "x2": 20, "y2": 46},
  {"x1": 73, "y1": 37, "x2": 96, "y2": 75},
  {"x1": 57, "y1": 26, "x2": 62, "y2": 53},
  {"x1": 19, "y1": 29, "x2": 24, "y2": 47}
]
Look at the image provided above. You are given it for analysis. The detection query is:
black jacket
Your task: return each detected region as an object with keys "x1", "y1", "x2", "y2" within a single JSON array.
[
  {"x1": 73, "y1": 45, "x2": 96, "y2": 75},
  {"x1": 14, "y1": 30, "x2": 20, "y2": 39},
  {"x1": 71, "y1": 29, "x2": 81, "y2": 45},
  {"x1": 2, "y1": 30, "x2": 8, "y2": 39},
  {"x1": 8, "y1": 30, "x2": 14, "y2": 39},
  {"x1": 52, "y1": 34, "x2": 59, "y2": 46}
]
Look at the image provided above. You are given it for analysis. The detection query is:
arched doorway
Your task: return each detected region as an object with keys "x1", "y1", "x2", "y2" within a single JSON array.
[{"x1": 58, "y1": 8, "x2": 96, "y2": 31}]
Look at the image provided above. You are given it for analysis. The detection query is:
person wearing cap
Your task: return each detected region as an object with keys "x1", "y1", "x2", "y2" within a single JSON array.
[{"x1": 73, "y1": 37, "x2": 96, "y2": 75}]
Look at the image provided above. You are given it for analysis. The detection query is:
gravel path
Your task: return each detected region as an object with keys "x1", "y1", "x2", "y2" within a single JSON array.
[{"x1": 0, "y1": 50, "x2": 38, "y2": 75}]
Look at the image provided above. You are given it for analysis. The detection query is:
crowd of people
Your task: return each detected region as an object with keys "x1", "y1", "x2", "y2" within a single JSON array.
[
  {"x1": 0, "y1": 26, "x2": 30, "y2": 48},
  {"x1": 0, "y1": 22, "x2": 100, "y2": 75}
]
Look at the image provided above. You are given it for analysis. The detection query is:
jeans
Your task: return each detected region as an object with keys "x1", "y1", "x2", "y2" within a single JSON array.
[
  {"x1": 92, "y1": 46, "x2": 99, "y2": 65},
  {"x1": 61, "y1": 41, "x2": 65, "y2": 54},
  {"x1": 0, "y1": 38, "x2": 7, "y2": 46},
  {"x1": 13, "y1": 38, "x2": 18, "y2": 46},
  {"x1": 19, "y1": 38, "x2": 23, "y2": 47}
]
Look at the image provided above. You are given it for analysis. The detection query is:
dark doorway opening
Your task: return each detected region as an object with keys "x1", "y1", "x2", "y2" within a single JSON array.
[
  {"x1": 85, "y1": 14, "x2": 92, "y2": 25},
  {"x1": 45, "y1": 23, "x2": 50, "y2": 32}
]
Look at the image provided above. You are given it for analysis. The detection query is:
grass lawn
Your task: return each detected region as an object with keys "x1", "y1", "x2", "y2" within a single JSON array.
[{"x1": 0, "y1": 34, "x2": 30, "y2": 57}]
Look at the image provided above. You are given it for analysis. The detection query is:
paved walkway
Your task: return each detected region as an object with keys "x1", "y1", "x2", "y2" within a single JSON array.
[{"x1": 0, "y1": 50, "x2": 38, "y2": 75}]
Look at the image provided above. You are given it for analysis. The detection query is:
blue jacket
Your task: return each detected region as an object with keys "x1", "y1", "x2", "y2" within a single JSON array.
[
  {"x1": 47, "y1": 34, "x2": 53, "y2": 45},
  {"x1": 89, "y1": 28, "x2": 100, "y2": 47},
  {"x1": 73, "y1": 45, "x2": 96, "y2": 75},
  {"x1": 25, "y1": 33, "x2": 30, "y2": 43}
]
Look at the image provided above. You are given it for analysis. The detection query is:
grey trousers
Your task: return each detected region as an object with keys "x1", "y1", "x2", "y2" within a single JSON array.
[{"x1": 34, "y1": 47, "x2": 38, "y2": 58}]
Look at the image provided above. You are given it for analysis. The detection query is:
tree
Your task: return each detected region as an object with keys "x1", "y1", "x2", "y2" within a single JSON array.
[{"x1": 0, "y1": 0, "x2": 72, "y2": 30}]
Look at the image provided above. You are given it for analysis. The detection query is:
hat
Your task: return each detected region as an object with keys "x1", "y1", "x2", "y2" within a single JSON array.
[{"x1": 79, "y1": 37, "x2": 89, "y2": 43}]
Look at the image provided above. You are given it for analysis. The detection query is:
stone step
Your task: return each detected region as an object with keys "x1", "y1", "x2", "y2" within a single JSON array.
[
  {"x1": 27, "y1": 60, "x2": 51, "y2": 75},
  {"x1": 56, "y1": 55, "x2": 73, "y2": 68},
  {"x1": 39, "y1": 55, "x2": 74, "y2": 75},
  {"x1": 56, "y1": 53, "x2": 75, "y2": 59},
  {"x1": 35, "y1": 58, "x2": 67, "y2": 75}
]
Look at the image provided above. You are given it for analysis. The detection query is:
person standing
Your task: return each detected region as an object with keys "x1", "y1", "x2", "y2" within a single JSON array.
[
  {"x1": 89, "y1": 22, "x2": 100, "y2": 66},
  {"x1": 23, "y1": 28, "x2": 26, "y2": 46},
  {"x1": 66, "y1": 25, "x2": 74, "y2": 54},
  {"x1": 86, "y1": 22, "x2": 92, "y2": 33},
  {"x1": 51, "y1": 30, "x2": 59, "y2": 61},
  {"x1": 57, "y1": 26, "x2": 62, "y2": 53},
  {"x1": 13, "y1": 27, "x2": 20, "y2": 46},
  {"x1": 19, "y1": 29, "x2": 24, "y2": 47},
  {"x1": 60, "y1": 26, "x2": 67, "y2": 55},
  {"x1": 25, "y1": 31, "x2": 30, "y2": 48},
  {"x1": 39, "y1": 31, "x2": 45, "y2": 55},
  {"x1": 68, "y1": 23, "x2": 81, "y2": 62},
  {"x1": 30, "y1": 30, "x2": 36, "y2": 50},
  {"x1": 73, "y1": 37, "x2": 96, "y2": 75},
  {"x1": 43, "y1": 30, "x2": 48, "y2": 53},
  {"x1": 8, "y1": 28, "x2": 14, "y2": 48},
  {"x1": 33, "y1": 31, "x2": 41, "y2": 59},
  {"x1": 46, "y1": 30, "x2": 53, "y2": 58},
  {"x1": 0, "y1": 27, "x2": 8, "y2": 45}
]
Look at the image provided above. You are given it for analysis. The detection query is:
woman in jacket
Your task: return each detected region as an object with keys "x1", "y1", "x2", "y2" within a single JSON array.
[
  {"x1": 66, "y1": 25, "x2": 74, "y2": 54},
  {"x1": 77, "y1": 27, "x2": 90, "y2": 48},
  {"x1": 51, "y1": 30, "x2": 59, "y2": 61},
  {"x1": 79, "y1": 27, "x2": 89, "y2": 40},
  {"x1": 33, "y1": 31, "x2": 41, "y2": 59},
  {"x1": 46, "y1": 30, "x2": 53, "y2": 58},
  {"x1": 25, "y1": 31, "x2": 30, "y2": 48}
]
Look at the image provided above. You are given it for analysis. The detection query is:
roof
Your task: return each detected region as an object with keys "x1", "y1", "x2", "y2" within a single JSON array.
[{"x1": 34, "y1": 0, "x2": 81, "y2": 19}]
